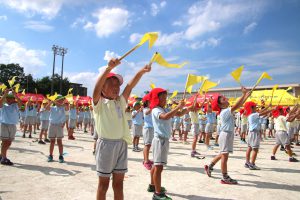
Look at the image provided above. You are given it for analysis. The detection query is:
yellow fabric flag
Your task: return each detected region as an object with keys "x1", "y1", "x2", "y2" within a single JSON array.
[
  {"x1": 22, "y1": 89, "x2": 26, "y2": 95},
  {"x1": 170, "y1": 90, "x2": 178, "y2": 99},
  {"x1": 0, "y1": 84, "x2": 7, "y2": 91},
  {"x1": 14, "y1": 83, "x2": 20, "y2": 93},
  {"x1": 256, "y1": 72, "x2": 272, "y2": 85},
  {"x1": 8, "y1": 76, "x2": 17, "y2": 87},
  {"x1": 199, "y1": 79, "x2": 218, "y2": 94},
  {"x1": 47, "y1": 92, "x2": 58, "y2": 101},
  {"x1": 185, "y1": 74, "x2": 207, "y2": 94},
  {"x1": 151, "y1": 52, "x2": 188, "y2": 68},
  {"x1": 230, "y1": 65, "x2": 244, "y2": 83},
  {"x1": 137, "y1": 32, "x2": 158, "y2": 49},
  {"x1": 65, "y1": 93, "x2": 73, "y2": 102},
  {"x1": 150, "y1": 82, "x2": 156, "y2": 89},
  {"x1": 68, "y1": 88, "x2": 73, "y2": 94}
]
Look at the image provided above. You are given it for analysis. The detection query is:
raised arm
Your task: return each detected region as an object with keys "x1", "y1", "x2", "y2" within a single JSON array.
[
  {"x1": 12, "y1": 90, "x2": 23, "y2": 108},
  {"x1": 93, "y1": 58, "x2": 120, "y2": 105},
  {"x1": 231, "y1": 87, "x2": 251, "y2": 112},
  {"x1": 0, "y1": 89, "x2": 9, "y2": 108},
  {"x1": 159, "y1": 100, "x2": 185, "y2": 120},
  {"x1": 122, "y1": 64, "x2": 151, "y2": 101}
]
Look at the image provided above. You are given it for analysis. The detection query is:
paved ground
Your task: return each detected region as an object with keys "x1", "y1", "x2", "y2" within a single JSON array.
[{"x1": 1, "y1": 128, "x2": 300, "y2": 200}]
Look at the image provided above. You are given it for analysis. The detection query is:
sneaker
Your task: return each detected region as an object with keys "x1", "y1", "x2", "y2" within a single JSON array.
[
  {"x1": 289, "y1": 157, "x2": 299, "y2": 162},
  {"x1": 204, "y1": 165, "x2": 212, "y2": 177},
  {"x1": 136, "y1": 147, "x2": 143, "y2": 152},
  {"x1": 47, "y1": 155, "x2": 53, "y2": 162},
  {"x1": 147, "y1": 184, "x2": 166, "y2": 193},
  {"x1": 198, "y1": 140, "x2": 204, "y2": 143},
  {"x1": 210, "y1": 137, "x2": 215, "y2": 140},
  {"x1": 214, "y1": 143, "x2": 219, "y2": 147},
  {"x1": 221, "y1": 176, "x2": 238, "y2": 184},
  {"x1": 1, "y1": 158, "x2": 14, "y2": 166},
  {"x1": 59, "y1": 155, "x2": 64, "y2": 163},
  {"x1": 44, "y1": 138, "x2": 50, "y2": 143},
  {"x1": 171, "y1": 137, "x2": 177, "y2": 141},
  {"x1": 133, "y1": 147, "x2": 139, "y2": 152},
  {"x1": 191, "y1": 151, "x2": 201, "y2": 157},
  {"x1": 249, "y1": 164, "x2": 260, "y2": 170},
  {"x1": 271, "y1": 155, "x2": 276, "y2": 160},
  {"x1": 280, "y1": 146, "x2": 285, "y2": 151},
  {"x1": 143, "y1": 161, "x2": 153, "y2": 170},
  {"x1": 38, "y1": 140, "x2": 46, "y2": 144},
  {"x1": 244, "y1": 162, "x2": 251, "y2": 168},
  {"x1": 29, "y1": 134, "x2": 32, "y2": 138},
  {"x1": 152, "y1": 192, "x2": 172, "y2": 200}
]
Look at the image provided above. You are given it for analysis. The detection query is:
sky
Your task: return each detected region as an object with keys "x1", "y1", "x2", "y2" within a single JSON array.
[{"x1": 0, "y1": 0, "x2": 300, "y2": 96}]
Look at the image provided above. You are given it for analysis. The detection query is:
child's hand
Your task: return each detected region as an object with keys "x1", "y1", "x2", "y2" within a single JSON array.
[
  {"x1": 141, "y1": 64, "x2": 152, "y2": 73},
  {"x1": 108, "y1": 58, "x2": 120, "y2": 69},
  {"x1": 241, "y1": 86, "x2": 248, "y2": 94},
  {"x1": 177, "y1": 100, "x2": 185, "y2": 109}
]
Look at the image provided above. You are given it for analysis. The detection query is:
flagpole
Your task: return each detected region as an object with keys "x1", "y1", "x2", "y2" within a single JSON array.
[
  {"x1": 119, "y1": 45, "x2": 139, "y2": 61},
  {"x1": 182, "y1": 74, "x2": 190, "y2": 100}
]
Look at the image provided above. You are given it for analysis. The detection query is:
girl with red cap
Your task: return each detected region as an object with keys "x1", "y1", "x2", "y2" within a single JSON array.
[
  {"x1": 244, "y1": 101, "x2": 272, "y2": 170},
  {"x1": 147, "y1": 87, "x2": 190, "y2": 200},
  {"x1": 204, "y1": 87, "x2": 251, "y2": 184},
  {"x1": 93, "y1": 58, "x2": 151, "y2": 200}
]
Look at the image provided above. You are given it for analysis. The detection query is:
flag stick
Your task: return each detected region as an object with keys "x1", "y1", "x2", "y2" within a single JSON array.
[
  {"x1": 182, "y1": 74, "x2": 190, "y2": 100},
  {"x1": 119, "y1": 45, "x2": 139, "y2": 61}
]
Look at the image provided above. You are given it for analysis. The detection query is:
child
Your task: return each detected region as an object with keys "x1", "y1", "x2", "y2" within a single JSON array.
[
  {"x1": 271, "y1": 106, "x2": 299, "y2": 162},
  {"x1": 268, "y1": 113, "x2": 275, "y2": 138},
  {"x1": 198, "y1": 109, "x2": 207, "y2": 143},
  {"x1": 47, "y1": 95, "x2": 66, "y2": 163},
  {"x1": 148, "y1": 88, "x2": 189, "y2": 200},
  {"x1": 132, "y1": 101, "x2": 144, "y2": 152},
  {"x1": 182, "y1": 112, "x2": 191, "y2": 144},
  {"x1": 244, "y1": 101, "x2": 271, "y2": 170},
  {"x1": 68, "y1": 102, "x2": 77, "y2": 140},
  {"x1": 39, "y1": 99, "x2": 51, "y2": 144},
  {"x1": 77, "y1": 107, "x2": 84, "y2": 130},
  {"x1": 83, "y1": 106, "x2": 91, "y2": 133},
  {"x1": 93, "y1": 58, "x2": 151, "y2": 200},
  {"x1": 0, "y1": 90, "x2": 23, "y2": 165},
  {"x1": 142, "y1": 94, "x2": 154, "y2": 170},
  {"x1": 19, "y1": 105, "x2": 26, "y2": 131},
  {"x1": 240, "y1": 109, "x2": 248, "y2": 144},
  {"x1": 125, "y1": 106, "x2": 132, "y2": 129},
  {"x1": 23, "y1": 98, "x2": 37, "y2": 138},
  {"x1": 205, "y1": 103, "x2": 216, "y2": 149},
  {"x1": 172, "y1": 114, "x2": 182, "y2": 141},
  {"x1": 204, "y1": 87, "x2": 251, "y2": 184}
]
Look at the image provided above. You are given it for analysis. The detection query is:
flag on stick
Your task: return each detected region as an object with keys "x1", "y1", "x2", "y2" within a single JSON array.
[
  {"x1": 150, "y1": 82, "x2": 156, "y2": 89},
  {"x1": 0, "y1": 84, "x2": 7, "y2": 92},
  {"x1": 199, "y1": 79, "x2": 219, "y2": 94},
  {"x1": 8, "y1": 76, "x2": 17, "y2": 87},
  {"x1": 14, "y1": 83, "x2": 20, "y2": 93},
  {"x1": 230, "y1": 65, "x2": 244, "y2": 86},
  {"x1": 151, "y1": 52, "x2": 188, "y2": 68},
  {"x1": 185, "y1": 74, "x2": 206, "y2": 94},
  {"x1": 251, "y1": 72, "x2": 272, "y2": 92},
  {"x1": 169, "y1": 90, "x2": 178, "y2": 99}
]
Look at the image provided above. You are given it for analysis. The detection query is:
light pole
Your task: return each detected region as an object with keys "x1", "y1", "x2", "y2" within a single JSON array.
[
  {"x1": 51, "y1": 45, "x2": 59, "y2": 95},
  {"x1": 58, "y1": 47, "x2": 68, "y2": 94}
]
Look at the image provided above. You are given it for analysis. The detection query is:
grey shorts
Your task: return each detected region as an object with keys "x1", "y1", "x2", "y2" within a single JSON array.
[
  {"x1": 199, "y1": 124, "x2": 205, "y2": 132},
  {"x1": 96, "y1": 138, "x2": 128, "y2": 177},
  {"x1": 152, "y1": 137, "x2": 169, "y2": 166},
  {"x1": 36, "y1": 117, "x2": 40, "y2": 124},
  {"x1": 241, "y1": 124, "x2": 247, "y2": 133},
  {"x1": 143, "y1": 127, "x2": 154, "y2": 145},
  {"x1": 219, "y1": 131, "x2": 234, "y2": 154},
  {"x1": 132, "y1": 124, "x2": 143, "y2": 137},
  {"x1": 268, "y1": 123, "x2": 274, "y2": 130},
  {"x1": 173, "y1": 122, "x2": 181, "y2": 130},
  {"x1": 205, "y1": 123, "x2": 214, "y2": 134},
  {"x1": 275, "y1": 131, "x2": 290, "y2": 146},
  {"x1": 83, "y1": 118, "x2": 90, "y2": 125},
  {"x1": 20, "y1": 116, "x2": 25, "y2": 124},
  {"x1": 48, "y1": 123, "x2": 64, "y2": 139},
  {"x1": 25, "y1": 116, "x2": 35, "y2": 125},
  {"x1": 183, "y1": 124, "x2": 191, "y2": 132},
  {"x1": 78, "y1": 117, "x2": 83, "y2": 123},
  {"x1": 0, "y1": 123, "x2": 16, "y2": 141},
  {"x1": 261, "y1": 124, "x2": 267, "y2": 131},
  {"x1": 69, "y1": 119, "x2": 76, "y2": 129},
  {"x1": 41, "y1": 120, "x2": 49, "y2": 130},
  {"x1": 127, "y1": 120, "x2": 132, "y2": 129},
  {"x1": 247, "y1": 130, "x2": 260, "y2": 149},
  {"x1": 191, "y1": 124, "x2": 200, "y2": 136},
  {"x1": 288, "y1": 127, "x2": 297, "y2": 138},
  {"x1": 216, "y1": 125, "x2": 221, "y2": 135}
]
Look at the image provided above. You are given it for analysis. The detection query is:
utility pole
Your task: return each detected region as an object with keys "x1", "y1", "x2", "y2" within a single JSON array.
[
  {"x1": 59, "y1": 47, "x2": 68, "y2": 94},
  {"x1": 51, "y1": 45, "x2": 59, "y2": 95}
]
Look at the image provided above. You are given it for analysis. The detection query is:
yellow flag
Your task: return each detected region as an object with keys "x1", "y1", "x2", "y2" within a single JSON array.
[
  {"x1": 151, "y1": 52, "x2": 188, "y2": 68},
  {"x1": 68, "y1": 88, "x2": 73, "y2": 94},
  {"x1": 256, "y1": 72, "x2": 272, "y2": 85},
  {"x1": 76, "y1": 95, "x2": 80, "y2": 101},
  {"x1": 185, "y1": 74, "x2": 207, "y2": 94},
  {"x1": 47, "y1": 92, "x2": 58, "y2": 101},
  {"x1": 170, "y1": 90, "x2": 178, "y2": 99},
  {"x1": 150, "y1": 82, "x2": 156, "y2": 89},
  {"x1": 137, "y1": 32, "x2": 158, "y2": 49},
  {"x1": 8, "y1": 76, "x2": 17, "y2": 87},
  {"x1": 286, "y1": 87, "x2": 292, "y2": 91},
  {"x1": 14, "y1": 83, "x2": 20, "y2": 93},
  {"x1": 230, "y1": 65, "x2": 244, "y2": 83},
  {"x1": 65, "y1": 93, "x2": 73, "y2": 102},
  {"x1": 22, "y1": 89, "x2": 26, "y2": 95},
  {"x1": 199, "y1": 79, "x2": 218, "y2": 94},
  {"x1": 0, "y1": 84, "x2": 7, "y2": 91}
]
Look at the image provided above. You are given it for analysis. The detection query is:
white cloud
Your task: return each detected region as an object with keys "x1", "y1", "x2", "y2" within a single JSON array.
[
  {"x1": 89, "y1": 7, "x2": 129, "y2": 38},
  {"x1": 243, "y1": 22, "x2": 257, "y2": 34},
  {"x1": 187, "y1": 37, "x2": 221, "y2": 49},
  {"x1": 71, "y1": 17, "x2": 86, "y2": 28},
  {"x1": 0, "y1": 15, "x2": 7, "y2": 20},
  {"x1": 184, "y1": 0, "x2": 267, "y2": 40},
  {"x1": 129, "y1": 33, "x2": 143, "y2": 44},
  {"x1": 155, "y1": 32, "x2": 183, "y2": 47},
  {"x1": 150, "y1": 1, "x2": 167, "y2": 16},
  {"x1": 24, "y1": 20, "x2": 54, "y2": 32},
  {"x1": 83, "y1": 21, "x2": 94, "y2": 30},
  {"x1": 172, "y1": 20, "x2": 182, "y2": 26},
  {"x1": 0, "y1": 37, "x2": 46, "y2": 74}
]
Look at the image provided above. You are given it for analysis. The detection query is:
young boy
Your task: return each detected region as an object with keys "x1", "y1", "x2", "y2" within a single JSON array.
[
  {"x1": 142, "y1": 94, "x2": 154, "y2": 170},
  {"x1": 132, "y1": 101, "x2": 144, "y2": 152},
  {"x1": 182, "y1": 112, "x2": 191, "y2": 144},
  {"x1": 19, "y1": 105, "x2": 26, "y2": 131},
  {"x1": 148, "y1": 88, "x2": 190, "y2": 200},
  {"x1": 198, "y1": 110, "x2": 207, "y2": 143},
  {"x1": 0, "y1": 90, "x2": 23, "y2": 165},
  {"x1": 23, "y1": 98, "x2": 37, "y2": 138},
  {"x1": 68, "y1": 102, "x2": 77, "y2": 140},
  {"x1": 83, "y1": 106, "x2": 91, "y2": 133},
  {"x1": 39, "y1": 99, "x2": 51, "y2": 144},
  {"x1": 93, "y1": 58, "x2": 151, "y2": 200},
  {"x1": 271, "y1": 106, "x2": 299, "y2": 162},
  {"x1": 204, "y1": 87, "x2": 251, "y2": 184},
  {"x1": 205, "y1": 103, "x2": 216, "y2": 149},
  {"x1": 47, "y1": 95, "x2": 66, "y2": 163},
  {"x1": 244, "y1": 101, "x2": 271, "y2": 170}
]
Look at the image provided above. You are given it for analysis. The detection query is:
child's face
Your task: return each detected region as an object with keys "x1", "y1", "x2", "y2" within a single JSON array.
[
  {"x1": 56, "y1": 99, "x2": 65, "y2": 106},
  {"x1": 252, "y1": 106, "x2": 257, "y2": 113},
  {"x1": 102, "y1": 77, "x2": 120, "y2": 99},
  {"x1": 134, "y1": 104, "x2": 141, "y2": 110},
  {"x1": 158, "y1": 92, "x2": 168, "y2": 108},
  {"x1": 207, "y1": 105, "x2": 212, "y2": 112},
  {"x1": 219, "y1": 96, "x2": 229, "y2": 109},
  {"x1": 6, "y1": 97, "x2": 15, "y2": 105}
]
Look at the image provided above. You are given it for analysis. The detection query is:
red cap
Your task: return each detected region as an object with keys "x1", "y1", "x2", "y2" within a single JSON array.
[
  {"x1": 239, "y1": 108, "x2": 245, "y2": 115},
  {"x1": 142, "y1": 94, "x2": 150, "y2": 102},
  {"x1": 107, "y1": 72, "x2": 123, "y2": 85},
  {"x1": 211, "y1": 95, "x2": 221, "y2": 112},
  {"x1": 244, "y1": 101, "x2": 257, "y2": 116},
  {"x1": 149, "y1": 88, "x2": 167, "y2": 109}
]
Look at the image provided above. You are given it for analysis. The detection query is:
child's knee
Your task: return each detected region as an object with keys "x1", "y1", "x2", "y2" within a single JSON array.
[{"x1": 112, "y1": 180, "x2": 123, "y2": 191}]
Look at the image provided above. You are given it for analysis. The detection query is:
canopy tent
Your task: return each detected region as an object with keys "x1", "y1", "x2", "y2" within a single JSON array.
[
  {"x1": 185, "y1": 93, "x2": 221, "y2": 108},
  {"x1": 17, "y1": 93, "x2": 45, "y2": 103}
]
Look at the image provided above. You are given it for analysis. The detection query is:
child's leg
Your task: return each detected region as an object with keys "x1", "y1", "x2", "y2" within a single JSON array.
[
  {"x1": 1, "y1": 140, "x2": 12, "y2": 158},
  {"x1": 246, "y1": 146, "x2": 252, "y2": 163},
  {"x1": 57, "y1": 139, "x2": 63, "y2": 156},
  {"x1": 192, "y1": 135, "x2": 198, "y2": 151},
  {"x1": 143, "y1": 144, "x2": 151, "y2": 162},
  {"x1": 183, "y1": 130, "x2": 188, "y2": 142},
  {"x1": 205, "y1": 132, "x2": 210, "y2": 146},
  {"x1": 49, "y1": 139, "x2": 56, "y2": 156},
  {"x1": 221, "y1": 153, "x2": 229, "y2": 175},
  {"x1": 97, "y1": 176, "x2": 110, "y2": 200},
  {"x1": 28, "y1": 125, "x2": 32, "y2": 136},
  {"x1": 153, "y1": 165, "x2": 164, "y2": 193},
  {"x1": 112, "y1": 173, "x2": 125, "y2": 200},
  {"x1": 251, "y1": 148, "x2": 259, "y2": 164},
  {"x1": 39, "y1": 130, "x2": 43, "y2": 141},
  {"x1": 136, "y1": 136, "x2": 140, "y2": 147},
  {"x1": 178, "y1": 129, "x2": 182, "y2": 140},
  {"x1": 23, "y1": 124, "x2": 28, "y2": 136},
  {"x1": 272, "y1": 144, "x2": 280, "y2": 156},
  {"x1": 150, "y1": 167, "x2": 155, "y2": 185},
  {"x1": 66, "y1": 120, "x2": 69, "y2": 130}
]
